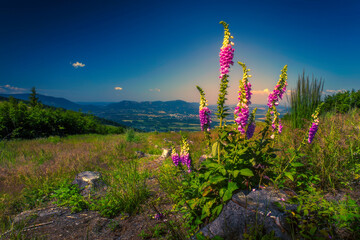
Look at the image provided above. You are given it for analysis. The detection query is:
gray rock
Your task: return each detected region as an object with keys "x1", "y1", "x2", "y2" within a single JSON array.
[
  {"x1": 161, "y1": 148, "x2": 171, "y2": 158},
  {"x1": 14, "y1": 206, "x2": 66, "y2": 224},
  {"x1": 198, "y1": 187, "x2": 295, "y2": 240},
  {"x1": 72, "y1": 171, "x2": 106, "y2": 196}
]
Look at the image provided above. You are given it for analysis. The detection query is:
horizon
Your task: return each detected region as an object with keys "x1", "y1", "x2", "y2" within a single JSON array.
[{"x1": 1, "y1": 0, "x2": 359, "y2": 105}]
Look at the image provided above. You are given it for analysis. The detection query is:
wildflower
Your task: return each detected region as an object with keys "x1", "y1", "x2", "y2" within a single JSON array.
[
  {"x1": 280, "y1": 198, "x2": 285, "y2": 201},
  {"x1": 307, "y1": 102, "x2": 323, "y2": 144},
  {"x1": 263, "y1": 175, "x2": 270, "y2": 180},
  {"x1": 267, "y1": 66, "x2": 288, "y2": 135},
  {"x1": 266, "y1": 211, "x2": 272, "y2": 217},
  {"x1": 171, "y1": 146, "x2": 180, "y2": 166},
  {"x1": 219, "y1": 21, "x2": 235, "y2": 79},
  {"x1": 308, "y1": 122, "x2": 319, "y2": 144},
  {"x1": 267, "y1": 66, "x2": 288, "y2": 109},
  {"x1": 246, "y1": 121, "x2": 255, "y2": 139},
  {"x1": 234, "y1": 62, "x2": 252, "y2": 134},
  {"x1": 199, "y1": 107, "x2": 211, "y2": 131},
  {"x1": 154, "y1": 213, "x2": 164, "y2": 220},
  {"x1": 196, "y1": 86, "x2": 211, "y2": 131},
  {"x1": 180, "y1": 136, "x2": 192, "y2": 173},
  {"x1": 246, "y1": 108, "x2": 257, "y2": 139}
]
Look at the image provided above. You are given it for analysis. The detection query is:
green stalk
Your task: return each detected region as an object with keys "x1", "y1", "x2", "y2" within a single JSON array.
[{"x1": 216, "y1": 75, "x2": 229, "y2": 164}]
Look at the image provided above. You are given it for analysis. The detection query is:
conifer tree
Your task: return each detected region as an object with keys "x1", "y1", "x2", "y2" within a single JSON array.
[{"x1": 29, "y1": 86, "x2": 39, "y2": 107}]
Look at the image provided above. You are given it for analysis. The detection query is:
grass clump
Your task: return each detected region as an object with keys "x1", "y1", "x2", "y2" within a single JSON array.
[
  {"x1": 285, "y1": 71, "x2": 324, "y2": 129},
  {"x1": 94, "y1": 160, "x2": 150, "y2": 218}
]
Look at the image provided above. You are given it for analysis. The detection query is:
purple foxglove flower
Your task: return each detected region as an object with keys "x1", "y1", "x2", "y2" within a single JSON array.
[
  {"x1": 171, "y1": 152, "x2": 180, "y2": 166},
  {"x1": 307, "y1": 102, "x2": 323, "y2": 144},
  {"x1": 199, "y1": 107, "x2": 211, "y2": 131},
  {"x1": 278, "y1": 119, "x2": 283, "y2": 134},
  {"x1": 197, "y1": 86, "x2": 211, "y2": 132},
  {"x1": 246, "y1": 120, "x2": 255, "y2": 139},
  {"x1": 219, "y1": 44, "x2": 234, "y2": 79},
  {"x1": 308, "y1": 122, "x2": 318, "y2": 144},
  {"x1": 181, "y1": 153, "x2": 191, "y2": 173},
  {"x1": 234, "y1": 62, "x2": 252, "y2": 134},
  {"x1": 267, "y1": 66, "x2": 288, "y2": 108}
]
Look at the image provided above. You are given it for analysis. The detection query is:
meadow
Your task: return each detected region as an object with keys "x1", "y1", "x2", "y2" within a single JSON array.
[
  {"x1": 0, "y1": 106, "x2": 359, "y2": 239},
  {"x1": 1, "y1": 21, "x2": 359, "y2": 239}
]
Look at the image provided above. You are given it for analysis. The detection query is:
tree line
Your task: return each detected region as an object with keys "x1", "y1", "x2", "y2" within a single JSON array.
[{"x1": 0, "y1": 88, "x2": 125, "y2": 139}]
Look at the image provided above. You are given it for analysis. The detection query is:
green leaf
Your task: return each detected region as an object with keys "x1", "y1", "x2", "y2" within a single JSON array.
[
  {"x1": 223, "y1": 181, "x2": 238, "y2": 202},
  {"x1": 223, "y1": 189, "x2": 233, "y2": 202},
  {"x1": 209, "y1": 175, "x2": 226, "y2": 184},
  {"x1": 204, "y1": 171, "x2": 212, "y2": 180},
  {"x1": 211, "y1": 204, "x2": 223, "y2": 216},
  {"x1": 232, "y1": 170, "x2": 240, "y2": 178},
  {"x1": 212, "y1": 142, "x2": 219, "y2": 157},
  {"x1": 309, "y1": 226, "x2": 317, "y2": 235},
  {"x1": 194, "y1": 217, "x2": 203, "y2": 225},
  {"x1": 218, "y1": 166, "x2": 227, "y2": 176},
  {"x1": 202, "y1": 199, "x2": 216, "y2": 219},
  {"x1": 220, "y1": 131, "x2": 228, "y2": 139},
  {"x1": 239, "y1": 168, "x2": 254, "y2": 177},
  {"x1": 291, "y1": 162, "x2": 304, "y2": 167},
  {"x1": 219, "y1": 187, "x2": 226, "y2": 197},
  {"x1": 284, "y1": 171, "x2": 294, "y2": 181},
  {"x1": 228, "y1": 181, "x2": 238, "y2": 192}
]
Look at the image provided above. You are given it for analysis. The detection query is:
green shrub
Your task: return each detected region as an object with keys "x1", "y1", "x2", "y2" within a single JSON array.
[{"x1": 322, "y1": 89, "x2": 360, "y2": 114}]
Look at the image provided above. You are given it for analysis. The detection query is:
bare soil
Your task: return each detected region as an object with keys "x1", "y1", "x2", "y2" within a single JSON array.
[{"x1": 1, "y1": 156, "x2": 179, "y2": 240}]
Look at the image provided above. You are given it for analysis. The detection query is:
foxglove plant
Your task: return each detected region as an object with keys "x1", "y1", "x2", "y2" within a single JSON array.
[
  {"x1": 196, "y1": 86, "x2": 211, "y2": 131},
  {"x1": 196, "y1": 86, "x2": 212, "y2": 148},
  {"x1": 219, "y1": 22, "x2": 235, "y2": 80},
  {"x1": 308, "y1": 102, "x2": 323, "y2": 144},
  {"x1": 246, "y1": 108, "x2": 257, "y2": 140},
  {"x1": 217, "y1": 21, "x2": 235, "y2": 127},
  {"x1": 172, "y1": 21, "x2": 326, "y2": 231},
  {"x1": 180, "y1": 136, "x2": 192, "y2": 173},
  {"x1": 171, "y1": 146, "x2": 180, "y2": 166},
  {"x1": 234, "y1": 62, "x2": 252, "y2": 134},
  {"x1": 267, "y1": 66, "x2": 288, "y2": 137},
  {"x1": 274, "y1": 102, "x2": 324, "y2": 183}
]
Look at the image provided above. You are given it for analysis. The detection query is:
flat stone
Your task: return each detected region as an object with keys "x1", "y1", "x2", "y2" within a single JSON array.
[
  {"x1": 197, "y1": 187, "x2": 296, "y2": 240},
  {"x1": 161, "y1": 148, "x2": 171, "y2": 158},
  {"x1": 72, "y1": 171, "x2": 106, "y2": 196}
]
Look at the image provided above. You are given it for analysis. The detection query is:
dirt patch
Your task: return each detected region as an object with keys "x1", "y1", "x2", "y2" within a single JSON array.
[{"x1": 2, "y1": 156, "x2": 178, "y2": 240}]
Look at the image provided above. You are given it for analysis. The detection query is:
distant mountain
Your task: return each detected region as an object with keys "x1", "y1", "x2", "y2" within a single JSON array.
[
  {"x1": 105, "y1": 100, "x2": 198, "y2": 114},
  {"x1": 0, "y1": 93, "x2": 97, "y2": 112},
  {"x1": 0, "y1": 93, "x2": 290, "y2": 132}
]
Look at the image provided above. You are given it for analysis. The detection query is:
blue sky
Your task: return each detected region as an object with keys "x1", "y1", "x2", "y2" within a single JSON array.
[{"x1": 1, "y1": 0, "x2": 359, "y2": 105}]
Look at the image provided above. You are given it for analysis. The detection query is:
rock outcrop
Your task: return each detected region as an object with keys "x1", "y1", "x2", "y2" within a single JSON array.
[
  {"x1": 198, "y1": 187, "x2": 296, "y2": 240},
  {"x1": 161, "y1": 148, "x2": 171, "y2": 159},
  {"x1": 72, "y1": 171, "x2": 106, "y2": 196}
]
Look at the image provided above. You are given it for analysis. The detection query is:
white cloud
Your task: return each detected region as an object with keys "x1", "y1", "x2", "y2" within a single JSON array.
[
  {"x1": 252, "y1": 88, "x2": 269, "y2": 95},
  {"x1": 149, "y1": 88, "x2": 160, "y2": 92},
  {"x1": 71, "y1": 61, "x2": 85, "y2": 68},
  {"x1": 0, "y1": 84, "x2": 27, "y2": 93},
  {"x1": 325, "y1": 89, "x2": 346, "y2": 93},
  {"x1": 114, "y1": 87, "x2": 123, "y2": 90}
]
